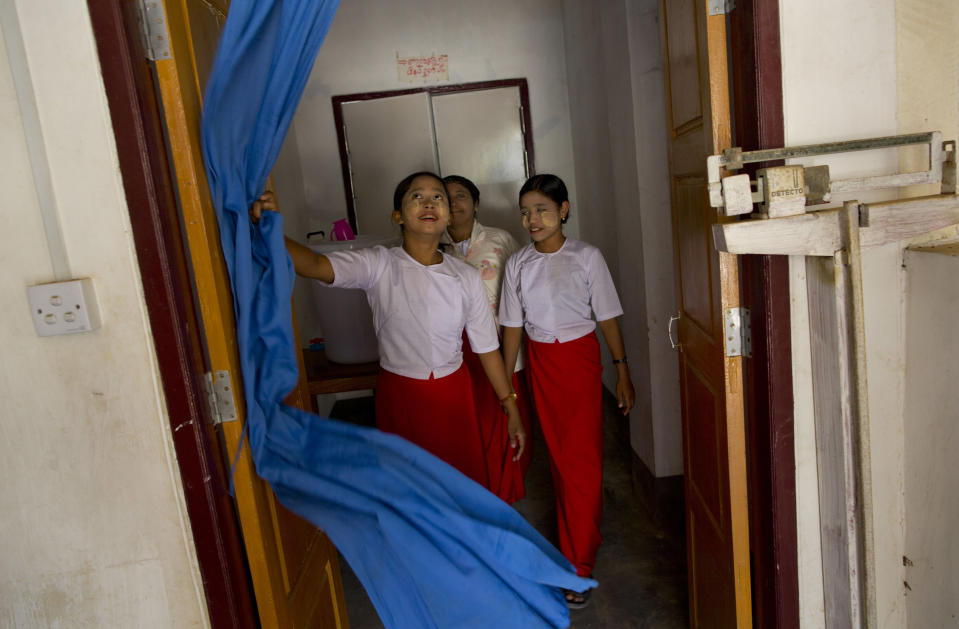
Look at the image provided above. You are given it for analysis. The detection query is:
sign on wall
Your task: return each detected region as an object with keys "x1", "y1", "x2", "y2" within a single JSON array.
[{"x1": 396, "y1": 53, "x2": 449, "y2": 83}]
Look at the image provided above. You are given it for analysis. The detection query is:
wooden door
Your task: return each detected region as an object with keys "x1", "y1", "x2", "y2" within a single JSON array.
[
  {"x1": 661, "y1": 0, "x2": 752, "y2": 626},
  {"x1": 152, "y1": 1, "x2": 349, "y2": 627}
]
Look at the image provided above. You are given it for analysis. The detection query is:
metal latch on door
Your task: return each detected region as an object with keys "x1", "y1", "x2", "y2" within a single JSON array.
[{"x1": 708, "y1": 131, "x2": 956, "y2": 217}]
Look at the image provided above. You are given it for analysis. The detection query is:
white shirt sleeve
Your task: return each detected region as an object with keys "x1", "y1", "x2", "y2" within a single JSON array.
[
  {"x1": 587, "y1": 247, "x2": 624, "y2": 321},
  {"x1": 498, "y1": 254, "x2": 524, "y2": 328},
  {"x1": 324, "y1": 246, "x2": 384, "y2": 290},
  {"x1": 464, "y1": 267, "x2": 499, "y2": 353}
]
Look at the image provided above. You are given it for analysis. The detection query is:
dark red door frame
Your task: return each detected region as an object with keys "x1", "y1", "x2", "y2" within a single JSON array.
[
  {"x1": 729, "y1": 1, "x2": 799, "y2": 627},
  {"x1": 87, "y1": 3, "x2": 256, "y2": 627}
]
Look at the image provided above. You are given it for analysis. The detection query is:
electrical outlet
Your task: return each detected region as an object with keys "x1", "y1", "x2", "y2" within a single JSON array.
[{"x1": 27, "y1": 278, "x2": 101, "y2": 337}]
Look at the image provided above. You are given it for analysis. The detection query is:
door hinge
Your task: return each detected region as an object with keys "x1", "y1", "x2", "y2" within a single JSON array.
[
  {"x1": 708, "y1": 0, "x2": 736, "y2": 15},
  {"x1": 136, "y1": 0, "x2": 172, "y2": 61},
  {"x1": 724, "y1": 307, "x2": 751, "y2": 357},
  {"x1": 203, "y1": 370, "x2": 238, "y2": 425}
]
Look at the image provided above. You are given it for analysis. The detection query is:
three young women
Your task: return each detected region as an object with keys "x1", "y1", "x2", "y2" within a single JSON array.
[{"x1": 258, "y1": 171, "x2": 633, "y2": 610}]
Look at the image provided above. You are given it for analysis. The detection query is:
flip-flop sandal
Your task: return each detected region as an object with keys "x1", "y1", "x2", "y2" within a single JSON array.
[{"x1": 564, "y1": 587, "x2": 591, "y2": 610}]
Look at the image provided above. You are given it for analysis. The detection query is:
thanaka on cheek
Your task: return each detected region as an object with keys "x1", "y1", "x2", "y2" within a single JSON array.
[
  {"x1": 541, "y1": 213, "x2": 559, "y2": 228},
  {"x1": 522, "y1": 215, "x2": 530, "y2": 230}
]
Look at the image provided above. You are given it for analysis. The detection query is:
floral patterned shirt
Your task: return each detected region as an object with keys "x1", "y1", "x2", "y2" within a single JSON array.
[{"x1": 443, "y1": 220, "x2": 521, "y2": 319}]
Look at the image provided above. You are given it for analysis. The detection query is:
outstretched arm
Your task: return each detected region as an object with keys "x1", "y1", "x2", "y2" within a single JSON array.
[
  {"x1": 501, "y1": 325, "x2": 524, "y2": 376},
  {"x1": 597, "y1": 317, "x2": 635, "y2": 415},
  {"x1": 250, "y1": 192, "x2": 335, "y2": 283},
  {"x1": 477, "y1": 349, "x2": 526, "y2": 461},
  {"x1": 284, "y1": 237, "x2": 335, "y2": 282}
]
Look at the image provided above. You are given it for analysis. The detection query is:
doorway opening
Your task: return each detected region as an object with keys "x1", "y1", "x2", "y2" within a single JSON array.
[{"x1": 90, "y1": 0, "x2": 800, "y2": 624}]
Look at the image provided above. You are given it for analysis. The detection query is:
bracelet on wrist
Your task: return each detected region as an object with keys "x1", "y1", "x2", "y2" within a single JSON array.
[
  {"x1": 612, "y1": 356, "x2": 628, "y2": 366},
  {"x1": 499, "y1": 391, "x2": 517, "y2": 404}
]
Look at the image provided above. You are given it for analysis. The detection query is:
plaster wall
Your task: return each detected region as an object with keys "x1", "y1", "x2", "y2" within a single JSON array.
[
  {"x1": 900, "y1": 249, "x2": 959, "y2": 628},
  {"x1": 0, "y1": 3, "x2": 207, "y2": 626},
  {"x1": 898, "y1": 0, "x2": 959, "y2": 226},
  {"x1": 780, "y1": 0, "x2": 905, "y2": 626},
  {"x1": 626, "y1": 0, "x2": 682, "y2": 477},
  {"x1": 560, "y1": 0, "x2": 680, "y2": 477},
  {"x1": 278, "y1": 0, "x2": 578, "y2": 342},
  {"x1": 560, "y1": 0, "x2": 631, "y2": 442},
  {"x1": 896, "y1": 1, "x2": 959, "y2": 626}
]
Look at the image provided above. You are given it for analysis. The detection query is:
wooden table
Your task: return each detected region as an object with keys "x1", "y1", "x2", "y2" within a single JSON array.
[{"x1": 301, "y1": 348, "x2": 378, "y2": 407}]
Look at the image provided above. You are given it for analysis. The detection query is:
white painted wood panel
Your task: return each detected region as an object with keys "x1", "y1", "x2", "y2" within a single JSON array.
[
  {"x1": 432, "y1": 86, "x2": 528, "y2": 244},
  {"x1": 341, "y1": 92, "x2": 437, "y2": 236},
  {"x1": 902, "y1": 248, "x2": 959, "y2": 628}
]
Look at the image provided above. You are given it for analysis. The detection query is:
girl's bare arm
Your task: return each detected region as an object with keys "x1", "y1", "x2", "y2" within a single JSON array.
[
  {"x1": 250, "y1": 192, "x2": 334, "y2": 283},
  {"x1": 477, "y1": 349, "x2": 526, "y2": 460},
  {"x1": 501, "y1": 325, "x2": 523, "y2": 376},
  {"x1": 597, "y1": 317, "x2": 635, "y2": 415},
  {"x1": 284, "y1": 237, "x2": 335, "y2": 282}
]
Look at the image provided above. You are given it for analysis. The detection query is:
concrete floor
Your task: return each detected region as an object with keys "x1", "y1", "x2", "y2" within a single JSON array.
[{"x1": 328, "y1": 393, "x2": 689, "y2": 628}]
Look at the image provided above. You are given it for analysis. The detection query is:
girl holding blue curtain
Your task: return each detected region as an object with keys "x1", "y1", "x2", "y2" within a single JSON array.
[{"x1": 252, "y1": 172, "x2": 526, "y2": 487}]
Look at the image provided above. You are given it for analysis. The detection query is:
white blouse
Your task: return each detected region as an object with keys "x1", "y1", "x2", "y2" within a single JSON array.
[
  {"x1": 323, "y1": 246, "x2": 499, "y2": 379},
  {"x1": 498, "y1": 238, "x2": 623, "y2": 344},
  {"x1": 442, "y1": 220, "x2": 524, "y2": 370}
]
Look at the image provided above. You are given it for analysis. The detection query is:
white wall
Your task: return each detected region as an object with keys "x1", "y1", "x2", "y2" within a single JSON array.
[
  {"x1": 0, "y1": 3, "x2": 207, "y2": 626},
  {"x1": 277, "y1": 0, "x2": 578, "y2": 342},
  {"x1": 901, "y1": 249, "x2": 959, "y2": 628},
  {"x1": 896, "y1": 1, "x2": 959, "y2": 627},
  {"x1": 781, "y1": 0, "x2": 959, "y2": 625},
  {"x1": 898, "y1": 0, "x2": 959, "y2": 241},
  {"x1": 560, "y1": 0, "x2": 681, "y2": 477},
  {"x1": 625, "y1": 0, "x2": 682, "y2": 477}
]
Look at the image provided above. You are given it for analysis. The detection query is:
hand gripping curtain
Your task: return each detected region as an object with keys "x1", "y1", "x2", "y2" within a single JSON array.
[{"x1": 199, "y1": 2, "x2": 595, "y2": 627}]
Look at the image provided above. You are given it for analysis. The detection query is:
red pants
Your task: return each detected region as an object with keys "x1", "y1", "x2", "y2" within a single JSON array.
[
  {"x1": 375, "y1": 365, "x2": 489, "y2": 487},
  {"x1": 527, "y1": 333, "x2": 604, "y2": 577},
  {"x1": 461, "y1": 336, "x2": 534, "y2": 503}
]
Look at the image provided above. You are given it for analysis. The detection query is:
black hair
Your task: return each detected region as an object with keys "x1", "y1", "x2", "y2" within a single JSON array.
[
  {"x1": 442, "y1": 175, "x2": 480, "y2": 205},
  {"x1": 392, "y1": 171, "x2": 449, "y2": 212},
  {"x1": 519, "y1": 173, "x2": 570, "y2": 224}
]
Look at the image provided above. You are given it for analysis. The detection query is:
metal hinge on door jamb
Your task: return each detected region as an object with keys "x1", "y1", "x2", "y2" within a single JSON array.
[
  {"x1": 136, "y1": 0, "x2": 172, "y2": 61},
  {"x1": 708, "y1": 0, "x2": 736, "y2": 16},
  {"x1": 203, "y1": 370, "x2": 239, "y2": 425},
  {"x1": 724, "y1": 307, "x2": 751, "y2": 357}
]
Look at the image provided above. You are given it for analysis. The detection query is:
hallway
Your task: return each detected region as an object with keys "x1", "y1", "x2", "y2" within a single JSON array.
[{"x1": 329, "y1": 392, "x2": 689, "y2": 628}]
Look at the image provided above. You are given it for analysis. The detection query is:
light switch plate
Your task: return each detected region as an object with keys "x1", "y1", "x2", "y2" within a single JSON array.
[{"x1": 27, "y1": 278, "x2": 101, "y2": 337}]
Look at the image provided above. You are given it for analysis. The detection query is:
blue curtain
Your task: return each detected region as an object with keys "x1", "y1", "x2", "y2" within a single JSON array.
[{"x1": 199, "y1": 2, "x2": 594, "y2": 627}]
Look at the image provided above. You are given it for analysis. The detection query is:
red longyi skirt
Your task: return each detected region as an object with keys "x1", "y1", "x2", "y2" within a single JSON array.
[
  {"x1": 526, "y1": 333, "x2": 604, "y2": 577},
  {"x1": 461, "y1": 335, "x2": 534, "y2": 503},
  {"x1": 374, "y1": 364, "x2": 489, "y2": 488}
]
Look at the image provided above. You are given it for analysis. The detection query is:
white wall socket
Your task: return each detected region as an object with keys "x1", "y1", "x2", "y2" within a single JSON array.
[{"x1": 27, "y1": 278, "x2": 101, "y2": 337}]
